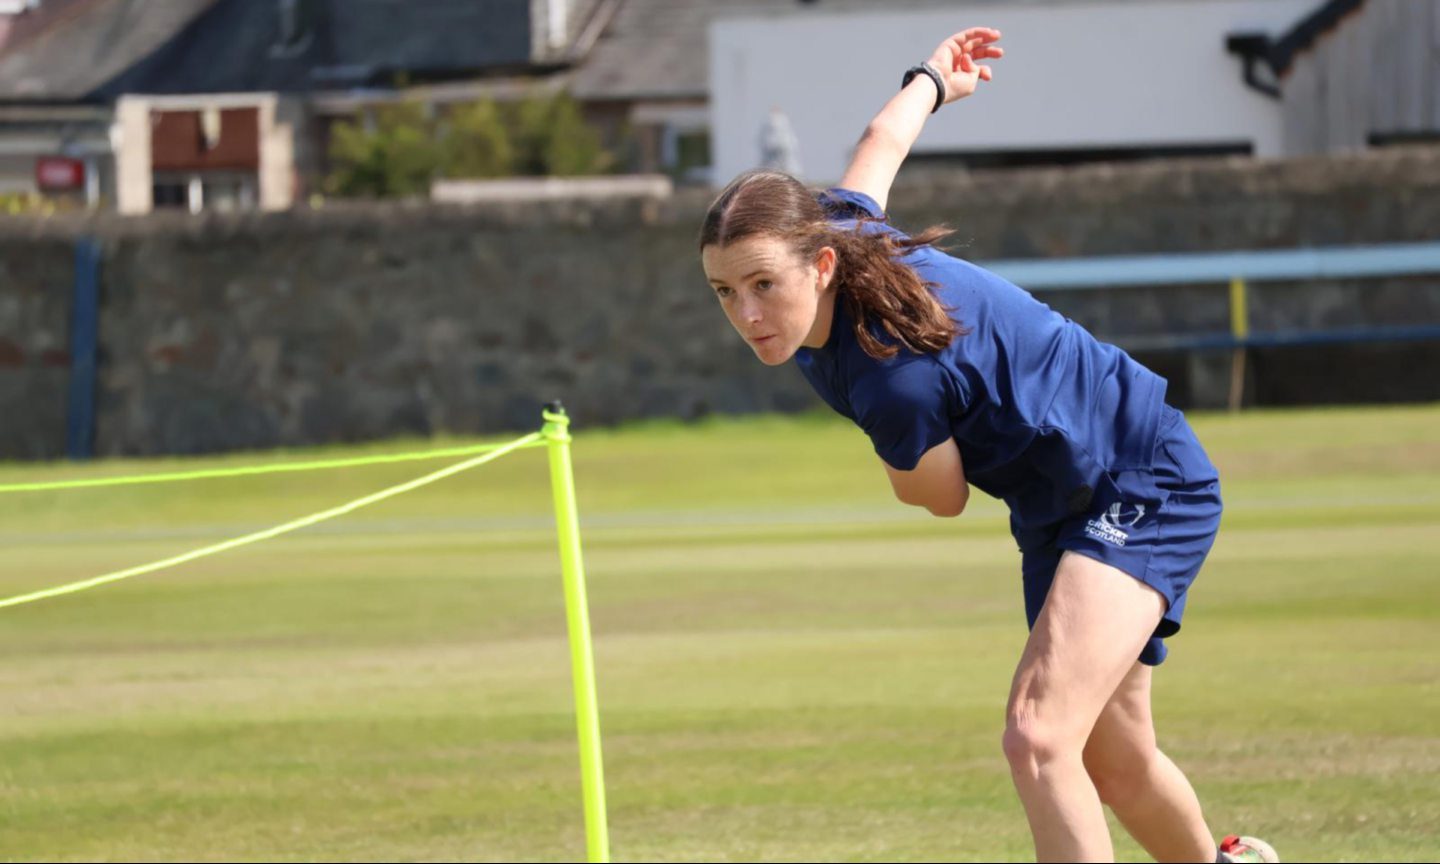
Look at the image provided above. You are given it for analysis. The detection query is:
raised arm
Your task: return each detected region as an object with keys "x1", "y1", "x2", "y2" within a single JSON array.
[{"x1": 838, "y1": 27, "x2": 1003, "y2": 211}]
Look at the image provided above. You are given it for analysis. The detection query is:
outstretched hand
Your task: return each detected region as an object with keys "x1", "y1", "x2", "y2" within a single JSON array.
[
  {"x1": 928, "y1": 27, "x2": 1004, "y2": 105},
  {"x1": 838, "y1": 26, "x2": 1005, "y2": 210}
]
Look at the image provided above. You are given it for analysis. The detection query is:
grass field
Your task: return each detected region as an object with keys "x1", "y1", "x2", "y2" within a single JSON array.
[{"x1": 1, "y1": 404, "x2": 1437, "y2": 862}]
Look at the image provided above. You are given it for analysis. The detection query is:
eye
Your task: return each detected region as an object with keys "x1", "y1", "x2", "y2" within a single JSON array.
[
  {"x1": 756, "y1": 280, "x2": 774, "y2": 291},
  {"x1": 713, "y1": 285, "x2": 733, "y2": 299}
]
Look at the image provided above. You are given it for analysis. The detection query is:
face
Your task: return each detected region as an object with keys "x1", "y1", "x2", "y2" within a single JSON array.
[{"x1": 702, "y1": 235, "x2": 836, "y2": 366}]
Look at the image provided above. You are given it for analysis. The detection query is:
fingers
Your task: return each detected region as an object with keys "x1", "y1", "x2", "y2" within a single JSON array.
[
  {"x1": 957, "y1": 51, "x2": 995, "y2": 75},
  {"x1": 939, "y1": 27, "x2": 1004, "y2": 71},
  {"x1": 950, "y1": 26, "x2": 1001, "y2": 45},
  {"x1": 950, "y1": 52, "x2": 994, "y2": 91},
  {"x1": 946, "y1": 28, "x2": 1000, "y2": 52},
  {"x1": 933, "y1": 25, "x2": 1003, "y2": 91},
  {"x1": 957, "y1": 40, "x2": 1003, "y2": 59}
]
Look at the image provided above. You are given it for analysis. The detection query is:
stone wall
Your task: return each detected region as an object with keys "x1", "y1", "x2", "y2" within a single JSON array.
[
  {"x1": 0, "y1": 234, "x2": 75, "y2": 459},
  {"x1": 2, "y1": 145, "x2": 1438, "y2": 459}
]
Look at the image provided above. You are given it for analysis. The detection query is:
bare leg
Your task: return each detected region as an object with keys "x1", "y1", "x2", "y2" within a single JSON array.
[
  {"x1": 1002, "y1": 550, "x2": 1167, "y2": 862},
  {"x1": 1084, "y1": 662, "x2": 1216, "y2": 862}
]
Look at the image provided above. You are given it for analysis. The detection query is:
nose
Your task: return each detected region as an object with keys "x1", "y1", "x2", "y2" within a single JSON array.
[{"x1": 737, "y1": 293, "x2": 763, "y2": 325}]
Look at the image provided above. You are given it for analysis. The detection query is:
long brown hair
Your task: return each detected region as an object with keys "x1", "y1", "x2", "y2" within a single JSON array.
[{"x1": 698, "y1": 170, "x2": 961, "y2": 360}]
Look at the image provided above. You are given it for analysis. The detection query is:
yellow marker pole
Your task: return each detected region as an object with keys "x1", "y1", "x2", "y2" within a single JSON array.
[
  {"x1": 540, "y1": 402, "x2": 610, "y2": 864},
  {"x1": 1228, "y1": 276, "x2": 1250, "y2": 413}
]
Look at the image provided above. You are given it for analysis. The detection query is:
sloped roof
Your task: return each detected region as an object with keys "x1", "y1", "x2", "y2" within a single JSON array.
[
  {"x1": 0, "y1": 0, "x2": 218, "y2": 100},
  {"x1": 574, "y1": 0, "x2": 793, "y2": 102},
  {"x1": 97, "y1": 0, "x2": 533, "y2": 97},
  {"x1": 0, "y1": 0, "x2": 557, "y2": 102},
  {"x1": 327, "y1": 1, "x2": 532, "y2": 74}
]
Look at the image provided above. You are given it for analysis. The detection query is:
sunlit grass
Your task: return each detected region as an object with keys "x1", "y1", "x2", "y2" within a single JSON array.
[{"x1": 0, "y1": 405, "x2": 1436, "y2": 861}]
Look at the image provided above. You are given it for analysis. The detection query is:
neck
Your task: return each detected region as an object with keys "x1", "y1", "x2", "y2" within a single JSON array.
[{"x1": 802, "y1": 288, "x2": 838, "y2": 348}]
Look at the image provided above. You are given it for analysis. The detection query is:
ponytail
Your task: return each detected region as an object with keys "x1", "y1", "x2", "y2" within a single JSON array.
[{"x1": 826, "y1": 222, "x2": 961, "y2": 359}]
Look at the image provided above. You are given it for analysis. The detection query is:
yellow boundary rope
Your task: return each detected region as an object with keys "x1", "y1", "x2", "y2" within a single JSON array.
[
  {"x1": 0, "y1": 432, "x2": 543, "y2": 610},
  {"x1": 0, "y1": 440, "x2": 546, "y2": 494}
]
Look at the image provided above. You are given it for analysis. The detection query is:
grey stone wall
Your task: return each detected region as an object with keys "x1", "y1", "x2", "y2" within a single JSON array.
[
  {"x1": 0, "y1": 234, "x2": 74, "y2": 460},
  {"x1": 890, "y1": 147, "x2": 1440, "y2": 256},
  {"x1": 2, "y1": 145, "x2": 1439, "y2": 459}
]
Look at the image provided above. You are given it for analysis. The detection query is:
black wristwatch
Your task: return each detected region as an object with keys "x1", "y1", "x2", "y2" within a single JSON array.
[{"x1": 901, "y1": 62, "x2": 946, "y2": 113}]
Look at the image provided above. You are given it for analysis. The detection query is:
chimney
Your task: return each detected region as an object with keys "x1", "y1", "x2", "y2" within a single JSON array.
[{"x1": 532, "y1": 0, "x2": 569, "y2": 58}]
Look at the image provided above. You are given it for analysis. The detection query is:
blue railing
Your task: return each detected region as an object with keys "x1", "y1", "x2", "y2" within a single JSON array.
[
  {"x1": 982, "y1": 242, "x2": 1440, "y2": 289},
  {"x1": 979, "y1": 241, "x2": 1440, "y2": 408}
]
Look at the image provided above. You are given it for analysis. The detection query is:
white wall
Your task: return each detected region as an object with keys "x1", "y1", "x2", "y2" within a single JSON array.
[
  {"x1": 114, "y1": 97, "x2": 152, "y2": 215},
  {"x1": 709, "y1": 0, "x2": 1315, "y2": 185},
  {"x1": 115, "y1": 93, "x2": 294, "y2": 214}
]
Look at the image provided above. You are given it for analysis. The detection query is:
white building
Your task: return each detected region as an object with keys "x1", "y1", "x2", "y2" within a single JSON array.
[{"x1": 709, "y1": 0, "x2": 1439, "y2": 185}]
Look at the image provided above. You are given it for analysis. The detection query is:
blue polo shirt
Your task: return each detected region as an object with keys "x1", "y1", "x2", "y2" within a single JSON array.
[{"x1": 795, "y1": 188, "x2": 1168, "y2": 533}]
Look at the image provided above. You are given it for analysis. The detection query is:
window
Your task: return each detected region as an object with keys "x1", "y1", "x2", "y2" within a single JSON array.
[
  {"x1": 899, "y1": 142, "x2": 1254, "y2": 173},
  {"x1": 151, "y1": 180, "x2": 188, "y2": 209}
]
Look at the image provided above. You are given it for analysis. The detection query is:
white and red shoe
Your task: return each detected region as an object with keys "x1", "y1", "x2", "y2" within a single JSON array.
[{"x1": 1218, "y1": 834, "x2": 1280, "y2": 863}]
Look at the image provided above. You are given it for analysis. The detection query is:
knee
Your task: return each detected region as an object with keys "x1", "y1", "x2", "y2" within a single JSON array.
[
  {"x1": 1001, "y1": 716, "x2": 1079, "y2": 777},
  {"x1": 1085, "y1": 748, "x2": 1157, "y2": 810}
]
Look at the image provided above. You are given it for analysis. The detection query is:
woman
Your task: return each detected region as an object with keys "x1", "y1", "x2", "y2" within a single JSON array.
[{"x1": 699, "y1": 27, "x2": 1278, "y2": 864}]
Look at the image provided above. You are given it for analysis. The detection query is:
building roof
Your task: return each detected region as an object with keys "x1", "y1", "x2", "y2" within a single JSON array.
[
  {"x1": 0, "y1": 0, "x2": 589, "y2": 102},
  {"x1": 96, "y1": 0, "x2": 534, "y2": 97},
  {"x1": 0, "y1": 0, "x2": 218, "y2": 100}
]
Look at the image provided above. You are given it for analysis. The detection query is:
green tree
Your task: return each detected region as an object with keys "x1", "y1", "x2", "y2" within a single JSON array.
[
  {"x1": 325, "y1": 102, "x2": 438, "y2": 197},
  {"x1": 438, "y1": 98, "x2": 513, "y2": 179},
  {"x1": 510, "y1": 91, "x2": 611, "y2": 177},
  {"x1": 326, "y1": 93, "x2": 615, "y2": 197}
]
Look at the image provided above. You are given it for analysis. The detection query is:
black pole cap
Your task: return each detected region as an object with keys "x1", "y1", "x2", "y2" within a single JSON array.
[{"x1": 545, "y1": 400, "x2": 566, "y2": 415}]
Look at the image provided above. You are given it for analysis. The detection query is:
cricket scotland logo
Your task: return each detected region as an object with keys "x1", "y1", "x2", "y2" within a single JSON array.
[{"x1": 1085, "y1": 501, "x2": 1146, "y2": 547}]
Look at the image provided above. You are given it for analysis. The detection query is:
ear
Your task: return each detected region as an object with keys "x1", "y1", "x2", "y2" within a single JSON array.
[{"x1": 814, "y1": 246, "x2": 837, "y2": 291}]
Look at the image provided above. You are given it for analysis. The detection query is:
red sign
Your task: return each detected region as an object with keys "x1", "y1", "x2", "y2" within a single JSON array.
[{"x1": 36, "y1": 156, "x2": 85, "y2": 191}]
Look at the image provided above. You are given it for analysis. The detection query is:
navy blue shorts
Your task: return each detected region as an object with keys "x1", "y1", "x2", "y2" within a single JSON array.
[{"x1": 1018, "y1": 405, "x2": 1223, "y2": 666}]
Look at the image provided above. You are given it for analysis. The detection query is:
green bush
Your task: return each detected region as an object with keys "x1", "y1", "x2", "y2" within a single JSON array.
[
  {"x1": 326, "y1": 102, "x2": 439, "y2": 198},
  {"x1": 439, "y1": 99, "x2": 513, "y2": 179},
  {"x1": 511, "y1": 91, "x2": 612, "y2": 177},
  {"x1": 325, "y1": 93, "x2": 614, "y2": 198}
]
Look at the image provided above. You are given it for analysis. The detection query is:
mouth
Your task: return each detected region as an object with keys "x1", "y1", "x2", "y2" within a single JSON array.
[{"x1": 750, "y1": 335, "x2": 776, "y2": 345}]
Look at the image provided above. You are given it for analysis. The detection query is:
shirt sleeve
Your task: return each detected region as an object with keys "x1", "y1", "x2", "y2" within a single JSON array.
[
  {"x1": 849, "y1": 353, "x2": 957, "y2": 471},
  {"x1": 817, "y1": 187, "x2": 887, "y2": 222}
]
